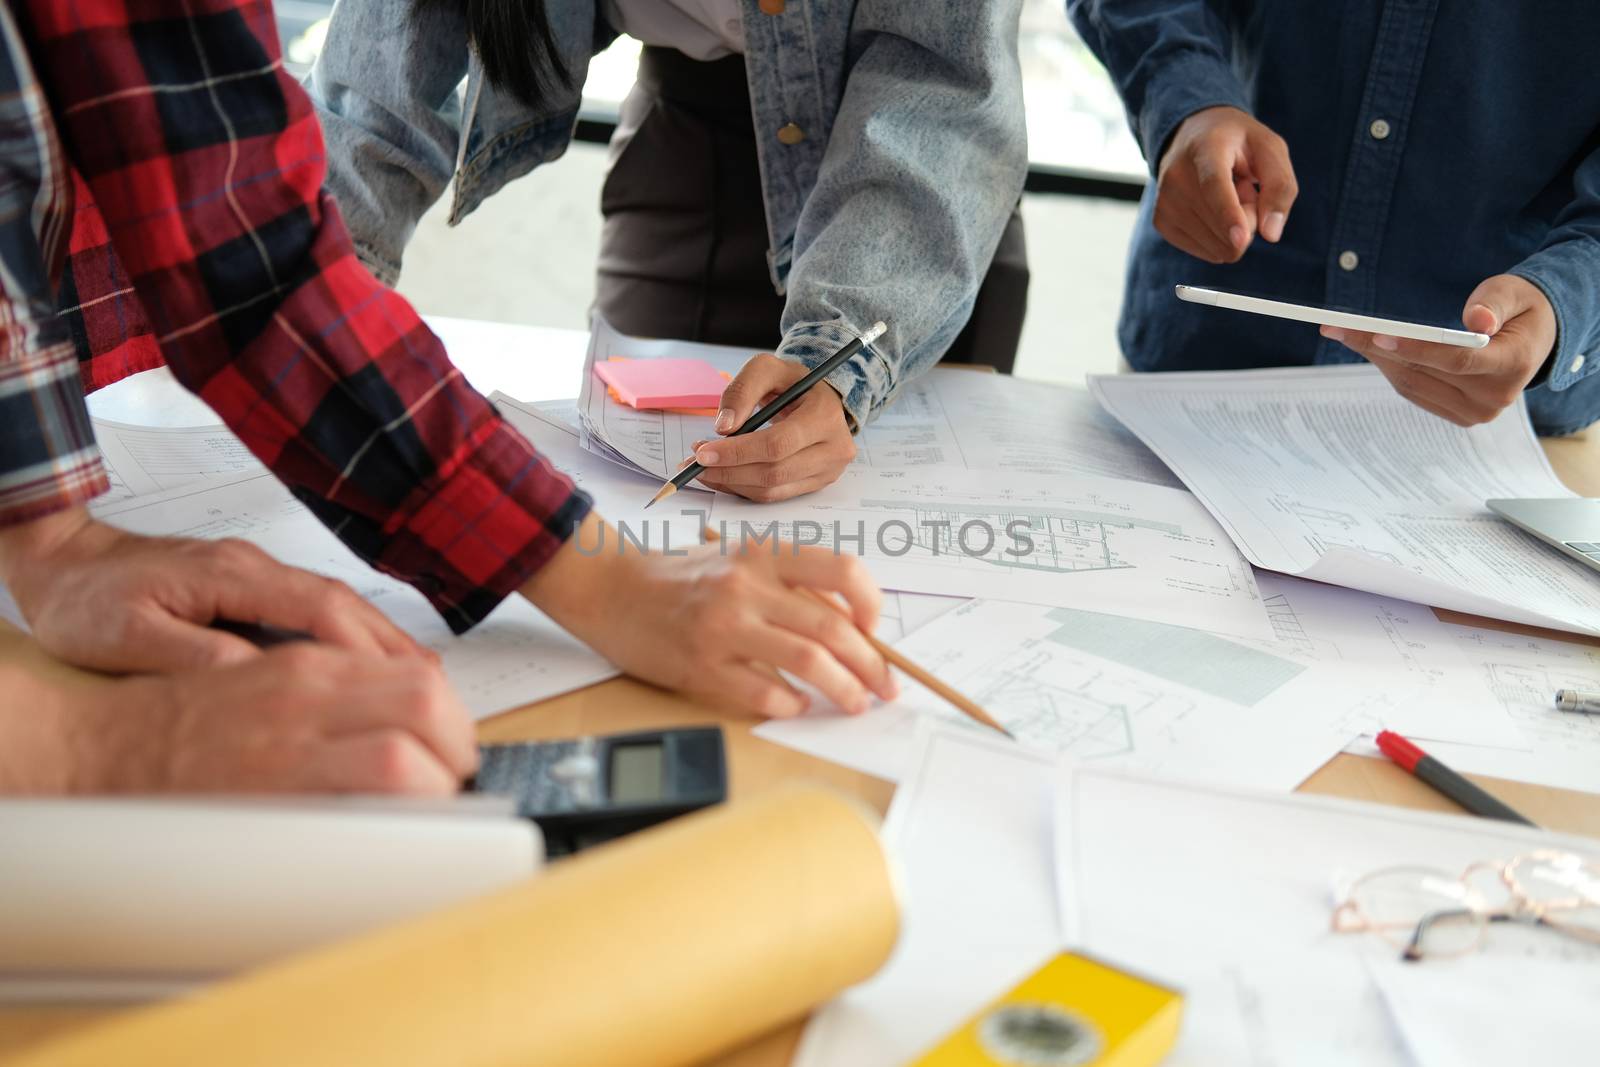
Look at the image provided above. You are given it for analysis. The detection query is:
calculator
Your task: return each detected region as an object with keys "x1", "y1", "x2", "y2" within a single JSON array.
[{"x1": 467, "y1": 727, "x2": 726, "y2": 855}]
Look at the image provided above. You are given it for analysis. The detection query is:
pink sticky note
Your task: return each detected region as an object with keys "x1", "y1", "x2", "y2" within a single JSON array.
[{"x1": 594, "y1": 358, "x2": 731, "y2": 410}]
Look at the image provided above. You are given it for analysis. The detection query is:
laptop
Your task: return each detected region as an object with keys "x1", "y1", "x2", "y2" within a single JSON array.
[{"x1": 1487, "y1": 498, "x2": 1600, "y2": 574}]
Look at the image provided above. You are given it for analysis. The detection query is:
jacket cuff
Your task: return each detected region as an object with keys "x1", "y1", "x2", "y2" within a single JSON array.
[
  {"x1": 776, "y1": 321, "x2": 893, "y2": 431},
  {"x1": 0, "y1": 340, "x2": 109, "y2": 528},
  {"x1": 1510, "y1": 243, "x2": 1600, "y2": 395},
  {"x1": 1136, "y1": 52, "x2": 1252, "y2": 174},
  {"x1": 373, "y1": 416, "x2": 594, "y2": 633}
]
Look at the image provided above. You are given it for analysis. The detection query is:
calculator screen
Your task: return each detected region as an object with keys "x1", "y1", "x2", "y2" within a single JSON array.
[{"x1": 609, "y1": 742, "x2": 666, "y2": 803}]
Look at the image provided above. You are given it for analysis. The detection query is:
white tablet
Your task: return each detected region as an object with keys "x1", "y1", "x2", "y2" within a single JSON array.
[{"x1": 1175, "y1": 285, "x2": 1491, "y2": 349}]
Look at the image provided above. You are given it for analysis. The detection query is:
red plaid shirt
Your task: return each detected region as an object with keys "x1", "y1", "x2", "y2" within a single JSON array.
[{"x1": 13, "y1": 0, "x2": 589, "y2": 633}]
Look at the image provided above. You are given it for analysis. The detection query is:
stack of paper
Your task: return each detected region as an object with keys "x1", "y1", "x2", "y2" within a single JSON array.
[
  {"x1": 577, "y1": 314, "x2": 1180, "y2": 488},
  {"x1": 1090, "y1": 365, "x2": 1600, "y2": 637},
  {"x1": 797, "y1": 727, "x2": 1600, "y2": 1067}
]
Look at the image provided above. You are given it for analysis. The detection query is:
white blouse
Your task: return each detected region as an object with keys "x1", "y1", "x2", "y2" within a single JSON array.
[{"x1": 603, "y1": 0, "x2": 745, "y2": 60}]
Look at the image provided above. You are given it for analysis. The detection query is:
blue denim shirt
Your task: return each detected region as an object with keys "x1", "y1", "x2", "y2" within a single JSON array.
[
  {"x1": 1068, "y1": 0, "x2": 1600, "y2": 436},
  {"x1": 307, "y1": 0, "x2": 1027, "y2": 430}
]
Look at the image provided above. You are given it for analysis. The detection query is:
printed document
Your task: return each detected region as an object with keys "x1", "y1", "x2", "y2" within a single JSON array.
[
  {"x1": 92, "y1": 474, "x2": 618, "y2": 718},
  {"x1": 1090, "y1": 365, "x2": 1600, "y2": 636},
  {"x1": 566, "y1": 358, "x2": 1268, "y2": 634},
  {"x1": 1056, "y1": 769, "x2": 1600, "y2": 1067},
  {"x1": 580, "y1": 315, "x2": 1178, "y2": 486},
  {"x1": 791, "y1": 727, "x2": 1062, "y2": 1067},
  {"x1": 714, "y1": 466, "x2": 1271, "y2": 635},
  {"x1": 1237, "y1": 573, "x2": 1524, "y2": 749},
  {"x1": 756, "y1": 598, "x2": 1356, "y2": 790},
  {"x1": 1347, "y1": 623, "x2": 1600, "y2": 794},
  {"x1": 93, "y1": 418, "x2": 265, "y2": 502}
]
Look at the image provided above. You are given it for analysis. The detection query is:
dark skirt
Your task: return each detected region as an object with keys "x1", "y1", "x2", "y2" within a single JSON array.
[{"x1": 596, "y1": 44, "x2": 1028, "y2": 373}]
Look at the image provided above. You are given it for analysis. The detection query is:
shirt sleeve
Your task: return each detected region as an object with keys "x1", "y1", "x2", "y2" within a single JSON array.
[
  {"x1": 19, "y1": 0, "x2": 589, "y2": 633},
  {"x1": 1066, "y1": 0, "x2": 1251, "y2": 173},
  {"x1": 0, "y1": 5, "x2": 106, "y2": 527},
  {"x1": 776, "y1": 0, "x2": 1030, "y2": 429},
  {"x1": 1509, "y1": 136, "x2": 1600, "y2": 399}
]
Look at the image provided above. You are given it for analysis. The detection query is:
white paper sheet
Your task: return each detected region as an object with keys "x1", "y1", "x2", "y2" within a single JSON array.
[
  {"x1": 1089, "y1": 364, "x2": 1600, "y2": 636},
  {"x1": 1367, "y1": 955, "x2": 1600, "y2": 1067},
  {"x1": 92, "y1": 417, "x2": 265, "y2": 502},
  {"x1": 1056, "y1": 769, "x2": 1600, "y2": 1067},
  {"x1": 791, "y1": 727, "x2": 1062, "y2": 1067},
  {"x1": 852, "y1": 369, "x2": 1182, "y2": 487},
  {"x1": 873, "y1": 591, "x2": 966, "y2": 644},
  {"x1": 91, "y1": 474, "x2": 618, "y2": 718},
  {"x1": 756, "y1": 598, "x2": 1354, "y2": 790},
  {"x1": 1346, "y1": 623, "x2": 1600, "y2": 794},
  {"x1": 1234, "y1": 573, "x2": 1525, "y2": 749},
  {"x1": 578, "y1": 314, "x2": 1181, "y2": 486},
  {"x1": 713, "y1": 465, "x2": 1272, "y2": 636}
]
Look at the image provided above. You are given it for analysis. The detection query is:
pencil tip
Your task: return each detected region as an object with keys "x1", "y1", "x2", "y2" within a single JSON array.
[{"x1": 647, "y1": 482, "x2": 677, "y2": 509}]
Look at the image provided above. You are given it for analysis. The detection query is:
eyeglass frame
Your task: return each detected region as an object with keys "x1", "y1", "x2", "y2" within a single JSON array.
[{"x1": 1329, "y1": 849, "x2": 1600, "y2": 961}]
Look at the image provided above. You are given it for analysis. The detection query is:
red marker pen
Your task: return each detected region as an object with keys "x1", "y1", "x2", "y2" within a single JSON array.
[{"x1": 1376, "y1": 731, "x2": 1536, "y2": 827}]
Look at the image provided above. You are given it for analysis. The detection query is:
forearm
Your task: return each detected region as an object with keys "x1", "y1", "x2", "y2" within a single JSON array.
[
  {"x1": 517, "y1": 511, "x2": 640, "y2": 636},
  {"x1": 779, "y1": 1, "x2": 1028, "y2": 427},
  {"x1": 1066, "y1": 0, "x2": 1249, "y2": 170},
  {"x1": 24, "y1": 0, "x2": 591, "y2": 633}
]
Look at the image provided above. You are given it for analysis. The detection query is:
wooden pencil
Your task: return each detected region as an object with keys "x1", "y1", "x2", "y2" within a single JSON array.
[
  {"x1": 697, "y1": 526, "x2": 1012, "y2": 738},
  {"x1": 800, "y1": 589, "x2": 1015, "y2": 740}
]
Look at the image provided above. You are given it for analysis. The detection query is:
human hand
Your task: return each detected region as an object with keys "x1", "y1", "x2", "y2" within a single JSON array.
[
  {"x1": 524, "y1": 513, "x2": 897, "y2": 718},
  {"x1": 22, "y1": 644, "x2": 477, "y2": 795},
  {"x1": 690, "y1": 354, "x2": 855, "y2": 502},
  {"x1": 1156, "y1": 106, "x2": 1299, "y2": 263},
  {"x1": 1321, "y1": 275, "x2": 1557, "y2": 426},
  {"x1": 0, "y1": 508, "x2": 429, "y2": 673}
]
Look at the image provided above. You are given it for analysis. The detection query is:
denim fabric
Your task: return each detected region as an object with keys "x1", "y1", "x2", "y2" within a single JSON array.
[
  {"x1": 307, "y1": 1, "x2": 1027, "y2": 429},
  {"x1": 1068, "y1": 0, "x2": 1600, "y2": 436}
]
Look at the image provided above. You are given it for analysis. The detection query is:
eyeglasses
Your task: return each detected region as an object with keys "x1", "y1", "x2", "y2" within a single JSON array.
[{"x1": 1330, "y1": 850, "x2": 1600, "y2": 961}]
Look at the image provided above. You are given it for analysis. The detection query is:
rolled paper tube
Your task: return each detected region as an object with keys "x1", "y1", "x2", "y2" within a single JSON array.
[{"x1": 12, "y1": 784, "x2": 901, "y2": 1067}]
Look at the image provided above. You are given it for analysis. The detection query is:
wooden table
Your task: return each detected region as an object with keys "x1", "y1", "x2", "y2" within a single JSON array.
[{"x1": 3, "y1": 431, "x2": 1597, "y2": 1066}]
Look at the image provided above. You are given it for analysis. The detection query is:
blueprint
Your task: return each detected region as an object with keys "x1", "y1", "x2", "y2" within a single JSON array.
[
  {"x1": 714, "y1": 465, "x2": 1272, "y2": 635},
  {"x1": 755, "y1": 598, "x2": 1356, "y2": 789},
  {"x1": 1057, "y1": 771, "x2": 1600, "y2": 1067},
  {"x1": 93, "y1": 418, "x2": 265, "y2": 502},
  {"x1": 1227, "y1": 573, "x2": 1525, "y2": 749},
  {"x1": 577, "y1": 315, "x2": 1179, "y2": 487},
  {"x1": 1347, "y1": 624, "x2": 1600, "y2": 794},
  {"x1": 91, "y1": 473, "x2": 619, "y2": 719},
  {"x1": 1090, "y1": 364, "x2": 1600, "y2": 637}
]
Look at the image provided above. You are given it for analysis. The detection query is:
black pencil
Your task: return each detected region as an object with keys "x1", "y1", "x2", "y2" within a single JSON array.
[{"x1": 644, "y1": 321, "x2": 887, "y2": 508}]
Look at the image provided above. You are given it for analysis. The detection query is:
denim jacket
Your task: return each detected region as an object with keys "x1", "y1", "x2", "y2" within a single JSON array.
[{"x1": 307, "y1": 0, "x2": 1027, "y2": 429}]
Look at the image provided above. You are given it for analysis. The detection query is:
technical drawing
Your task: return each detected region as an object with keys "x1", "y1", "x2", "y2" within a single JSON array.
[
  {"x1": 856, "y1": 496, "x2": 1181, "y2": 575},
  {"x1": 959, "y1": 640, "x2": 1196, "y2": 759},
  {"x1": 1261, "y1": 593, "x2": 1316, "y2": 656}
]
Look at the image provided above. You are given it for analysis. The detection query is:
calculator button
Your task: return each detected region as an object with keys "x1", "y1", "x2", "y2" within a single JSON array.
[{"x1": 551, "y1": 753, "x2": 599, "y2": 783}]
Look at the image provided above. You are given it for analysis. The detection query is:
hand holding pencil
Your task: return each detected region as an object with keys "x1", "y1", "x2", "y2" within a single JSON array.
[{"x1": 648, "y1": 323, "x2": 886, "y2": 507}]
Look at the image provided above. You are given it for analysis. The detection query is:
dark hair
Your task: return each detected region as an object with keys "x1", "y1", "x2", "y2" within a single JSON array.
[{"x1": 415, "y1": 0, "x2": 571, "y2": 107}]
